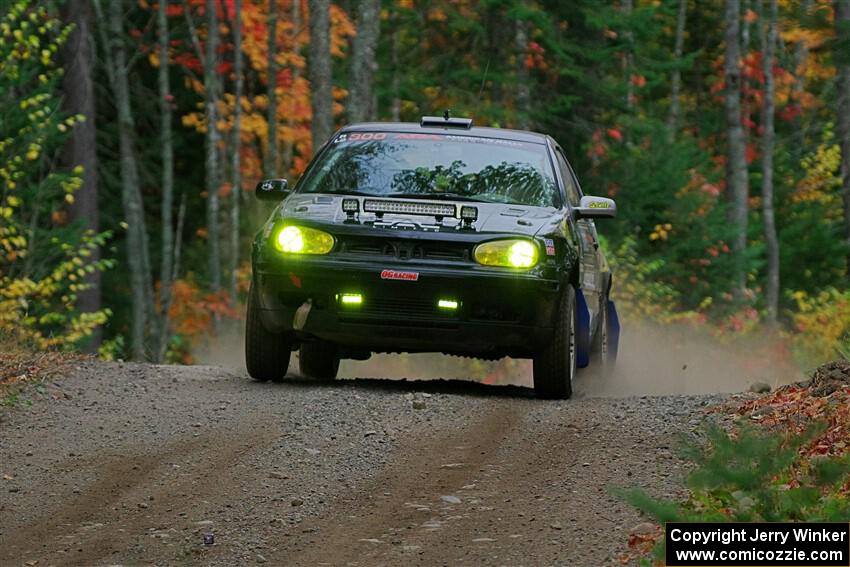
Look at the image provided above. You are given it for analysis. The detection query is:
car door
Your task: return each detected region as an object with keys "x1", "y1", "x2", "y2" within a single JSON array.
[{"x1": 553, "y1": 147, "x2": 605, "y2": 334}]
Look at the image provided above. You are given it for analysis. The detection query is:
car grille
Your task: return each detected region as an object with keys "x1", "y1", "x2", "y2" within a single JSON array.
[
  {"x1": 339, "y1": 237, "x2": 469, "y2": 262},
  {"x1": 338, "y1": 295, "x2": 458, "y2": 327}
]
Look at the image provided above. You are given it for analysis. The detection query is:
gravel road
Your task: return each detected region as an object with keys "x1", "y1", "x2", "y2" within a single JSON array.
[{"x1": 0, "y1": 359, "x2": 727, "y2": 567}]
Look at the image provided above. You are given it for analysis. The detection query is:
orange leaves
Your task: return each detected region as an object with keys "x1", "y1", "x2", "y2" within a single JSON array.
[
  {"x1": 329, "y1": 4, "x2": 356, "y2": 57},
  {"x1": 524, "y1": 41, "x2": 547, "y2": 71},
  {"x1": 730, "y1": 361, "x2": 850, "y2": 493},
  {"x1": 167, "y1": 277, "x2": 239, "y2": 340}
]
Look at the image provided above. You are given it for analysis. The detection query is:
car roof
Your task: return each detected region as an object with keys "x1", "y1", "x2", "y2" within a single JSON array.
[{"x1": 339, "y1": 121, "x2": 553, "y2": 145}]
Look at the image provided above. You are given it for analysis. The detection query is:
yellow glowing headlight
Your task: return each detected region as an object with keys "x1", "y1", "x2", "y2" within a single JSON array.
[
  {"x1": 473, "y1": 239, "x2": 539, "y2": 268},
  {"x1": 274, "y1": 225, "x2": 334, "y2": 254}
]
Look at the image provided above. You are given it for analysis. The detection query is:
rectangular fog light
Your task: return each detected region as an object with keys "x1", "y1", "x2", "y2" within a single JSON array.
[
  {"x1": 437, "y1": 299, "x2": 458, "y2": 310},
  {"x1": 339, "y1": 293, "x2": 363, "y2": 305}
]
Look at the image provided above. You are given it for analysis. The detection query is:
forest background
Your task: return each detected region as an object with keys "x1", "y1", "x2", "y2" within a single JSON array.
[{"x1": 2, "y1": 0, "x2": 850, "y2": 371}]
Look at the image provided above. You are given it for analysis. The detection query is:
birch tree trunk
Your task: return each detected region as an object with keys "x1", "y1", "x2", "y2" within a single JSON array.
[
  {"x1": 836, "y1": 0, "x2": 850, "y2": 276},
  {"x1": 724, "y1": 0, "x2": 750, "y2": 296},
  {"x1": 349, "y1": 0, "x2": 381, "y2": 123},
  {"x1": 667, "y1": 0, "x2": 687, "y2": 141},
  {"x1": 156, "y1": 0, "x2": 176, "y2": 361},
  {"x1": 205, "y1": 0, "x2": 222, "y2": 294},
  {"x1": 515, "y1": 18, "x2": 531, "y2": 130},
  {"x1": 230, "y1": 0, "x2": 244, "y2": 303},
  {"x1": 309, "y1": 0, "x2": 334, "y2": 150},
  {"x1": 61, "y1": 0, "x2": 100, "y2": 346},
  {"x1": 760, "y1": 0, "x2": 780, "y2": 323},
  {"x1": 266, "y1": 0, "x2": 279, "y2": 178},
  {"x1": 102, "y1": 0, "x2": 155, "y2": 360}
]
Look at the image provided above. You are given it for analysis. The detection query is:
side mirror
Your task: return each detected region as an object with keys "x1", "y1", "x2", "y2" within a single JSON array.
[
  {"x1": 255, "y1": 178, "x2": 290, "y2": 201},
  {"x1": 574, "y1": 195, "x2": 616, "y2": 220}
]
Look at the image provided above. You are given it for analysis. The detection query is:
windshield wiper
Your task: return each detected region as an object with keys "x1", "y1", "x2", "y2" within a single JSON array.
[{"x1": 386, "y1": 192, "x2": 486, "y2": 203}]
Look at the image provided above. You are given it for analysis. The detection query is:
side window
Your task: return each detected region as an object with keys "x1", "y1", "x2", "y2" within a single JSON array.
[{"x1": 554, "y1": 149, "x2": 581, "y2": 207}]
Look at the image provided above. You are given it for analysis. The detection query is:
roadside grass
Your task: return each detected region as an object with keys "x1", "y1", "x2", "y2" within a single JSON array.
[
  {"x1": 616, "y1": 360, "x2": 850, "y2": 566},
  {"x1": 0, "y1": 336, "x2": 84, "y2": 408}
]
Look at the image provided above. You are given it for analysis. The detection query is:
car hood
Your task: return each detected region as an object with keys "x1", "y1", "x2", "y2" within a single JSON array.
[{"x1": 277, "y1": 193, "x2": 561, "y2": 237}]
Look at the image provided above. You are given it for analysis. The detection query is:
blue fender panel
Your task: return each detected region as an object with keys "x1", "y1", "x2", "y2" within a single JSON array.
[
  {"x1": 607, "y1": 299, "x2": 620, "y2": 360},
  {"x1": 575, "y1": 289, "x2": 591, "y2": 368}
]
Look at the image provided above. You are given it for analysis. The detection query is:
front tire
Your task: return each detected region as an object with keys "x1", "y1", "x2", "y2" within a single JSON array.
[
  {"x1": 245, "y1": 284, "x2": 292, "y2": 381},
  {"x1": 299, "y1": 341, "x2": 340, "y2": 380},
  {"x1": 533, "y1": 285, "x2": 577, "y2": 399}
]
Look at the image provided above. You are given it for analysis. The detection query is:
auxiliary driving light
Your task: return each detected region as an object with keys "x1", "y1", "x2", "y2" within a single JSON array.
[
  {"x1": 342, "y1": 198, "x2": 360, "y2": 213},
  {"x1": 338, "y1": 293, "x2": 363, "y2": 305},
  {"x1": 437, "y1": 299, "x2": 459, "y2": 310},
  {"x1": 460, "y1": 206, "x2": 478, "y2": 221}
]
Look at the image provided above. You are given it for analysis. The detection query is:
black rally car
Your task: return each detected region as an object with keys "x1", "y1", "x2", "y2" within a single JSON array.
[{"x1": 247, "y1": 116, "x2": 619, "y2": 399}]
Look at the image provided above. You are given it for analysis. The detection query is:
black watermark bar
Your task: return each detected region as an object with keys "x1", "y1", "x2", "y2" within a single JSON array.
[{"x1": 666, "y1": 522, "x2": 850, "y2": 567}]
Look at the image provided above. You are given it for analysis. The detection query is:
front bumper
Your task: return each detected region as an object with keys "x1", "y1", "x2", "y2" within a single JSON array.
[{"x1": 253, "y1": 255, "x2": 566, "y2": 358}]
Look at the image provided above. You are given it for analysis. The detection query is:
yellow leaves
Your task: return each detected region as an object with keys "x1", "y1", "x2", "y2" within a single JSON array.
[
  {"x1": 649, "y1": 223, "x2": 673, "y2": 242},
  {"x1": 791, "y1": 288, "x2": 850, "y2": 366},
  {"x1": 795, "y1": 128, "x2": 842, "y2": 205}
]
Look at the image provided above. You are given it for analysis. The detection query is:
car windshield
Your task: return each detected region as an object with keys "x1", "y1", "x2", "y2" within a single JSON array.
[{"x1": 298, "y1": 132, "x2": 560, "y2": 207}]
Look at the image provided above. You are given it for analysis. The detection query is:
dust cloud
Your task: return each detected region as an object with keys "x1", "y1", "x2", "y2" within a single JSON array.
[
  {"x1": 580, "y1": 322, "x2": 800, "y2": 397},
  {"x1": 195, "y1": 320, "x2": 802, "y2": 397}
]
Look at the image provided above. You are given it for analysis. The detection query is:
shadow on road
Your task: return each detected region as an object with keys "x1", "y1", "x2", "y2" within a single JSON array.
[{"x1": 255, "y1": 374, "x2": 539, "y2": 399}]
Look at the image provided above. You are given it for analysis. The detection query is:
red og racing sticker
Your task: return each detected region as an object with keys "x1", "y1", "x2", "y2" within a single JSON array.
[{"x1": 380, "y1": 269, "x2": 419, "y2": 281}]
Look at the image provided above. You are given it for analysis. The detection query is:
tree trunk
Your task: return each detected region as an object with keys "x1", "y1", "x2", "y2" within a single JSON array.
[
  {"x1": 266, "y1": 0, "x2": 279, "y2": 178},
  {"x1": 760, "y1": 0, "x2": 780, "y2": 323},
  {"x1": 155, "y1": 0, "x2": 176, "y2": 361},
  {"x1": 792, "y1": 0, "x2": 813, "y2": 159},
  {"x1": 724, "y1": 0, "x2": 750, "y2": 296},
  {"x1": 622, "y1": 0, "x2": 634, "y2": 112},
  {"x1": 61, "y1": 0, "x2": 101, "y2": 347},
  {"x1": 309, "y1": 0, "x2": 333, "y2": 150},
  {"x1": 836, "y1": 0, "x2": 850, "y2": 276},
  {"x1": 349, "y1": 0, "x2": 381, "y2": 123},
  {"x1": 390, "y1": 8, "x2": 400, "y2": 122},
  {"x1": 230, "y1": 0, "x2": 244, "y2": 303},
  {"x1": 667, "y1": 0, "x2": 687, "y2": 141},
  {"x1": 205, "y1": 0, "x2": 222, "y2": 294},
  {"x1": 282, "y1": 0, "x2": 302, "y2": 179},
  {"x1": 515, "y1": 18, "x2": 531, "y2": 130},
  {"x1": 103, "y1": 0, "x2": 155, "y2": 360}
]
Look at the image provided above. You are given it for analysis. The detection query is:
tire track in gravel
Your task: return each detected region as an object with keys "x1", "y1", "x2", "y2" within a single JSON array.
[
  {"x1": 276, "y1": 404, "x2": 523, "y2": 566},
  {"x1": 1, "y1": 419, "x2": 280, "y2": 567},
  {"x1": 273, "y1": 399, "x2": 687, "y2": 567}
]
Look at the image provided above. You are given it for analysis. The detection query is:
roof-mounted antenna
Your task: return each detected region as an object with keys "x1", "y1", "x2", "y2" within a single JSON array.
[{"x1": 443, "y1": 109, "x2": 451, "y2": 121}]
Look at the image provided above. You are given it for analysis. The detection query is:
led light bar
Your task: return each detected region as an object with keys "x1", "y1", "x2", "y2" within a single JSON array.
[
  {"x1": 363, "y1": 199, "x2": 456, "y2": 218},
  {"x1": 342, "y1": 198, "x2": 360, "y2": 213},
  {"x1": 437, "y1": 299, "x2": 459, "y2": 310},
  {"x1": 339, "y1": 293, "x2": 363, "y2": 305}
]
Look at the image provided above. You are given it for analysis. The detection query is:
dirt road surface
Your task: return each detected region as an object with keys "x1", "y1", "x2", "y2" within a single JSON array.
[{"x1": 0, "y1": 360, "x2": 727, "y2": 567}]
